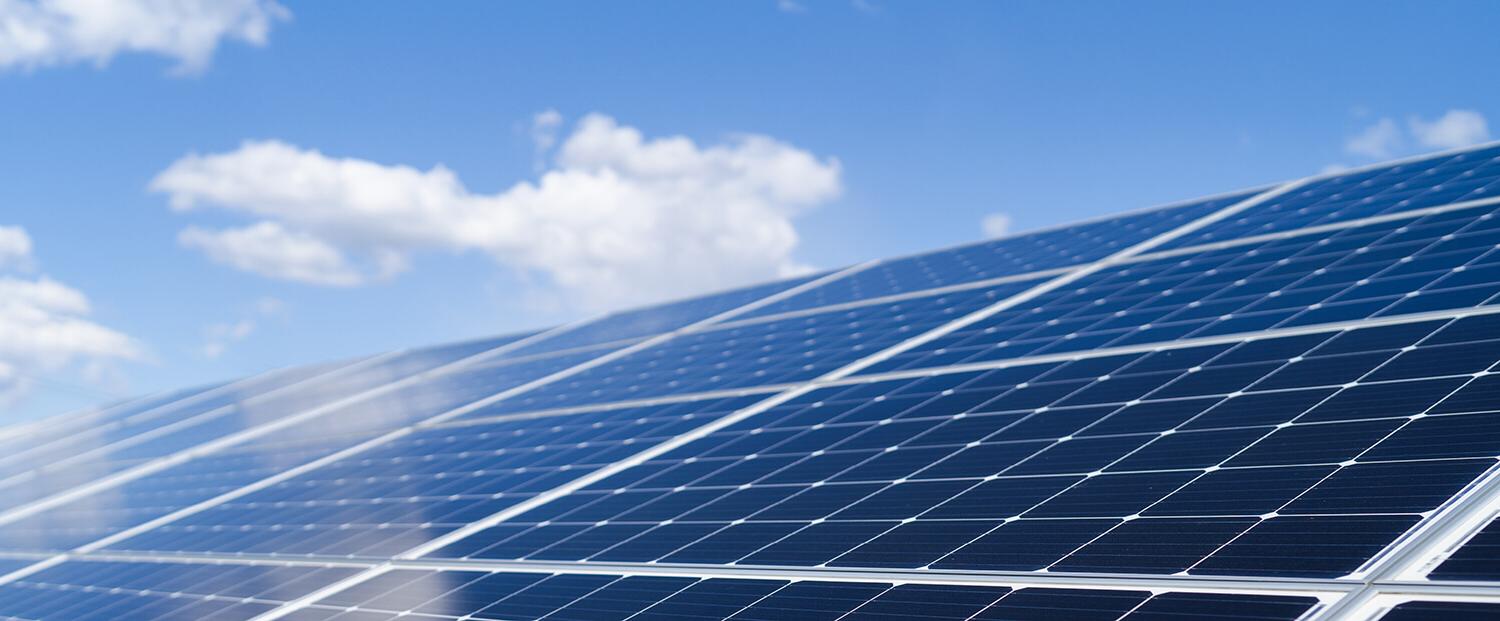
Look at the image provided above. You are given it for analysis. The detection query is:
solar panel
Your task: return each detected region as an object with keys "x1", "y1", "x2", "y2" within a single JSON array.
[
  {"x1": 739, "y1": 190, "x2": 1257, "y2": 320},
  {"x1": 272, "y1": 569, "x2": 1323, "y2": 621},
  {"x1": 0, "y1": 559, "x2": 360, "y2": 619},
  {"x1": 1377, "y1": 600, "x2": 1500, "y2": 620},
  {"x1": 1158, "y1": 144, "x2": 1500, "y2": 251},
  {"x1": 6, "y1": 144, "x2": 1500, "y2": 619}
]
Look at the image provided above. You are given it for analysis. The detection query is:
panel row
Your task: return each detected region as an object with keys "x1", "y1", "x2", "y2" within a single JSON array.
[
  {"x1": 0, "y1": 557, "x2": 1330, "y2": 621},
  {"x1": 869, "y1": 199, "x2": 1500, "y2": 374},
  {"x1": 430, "y1": 316, "x2": 1500, "y2": 579},
  {"x1": 106, "y1": 394, "x2": 771, "y2": 558},
  {"x1": 489, "y1": 279, "x2": 1044, "y2": 413},
  {"x1": 506, "y1": 275, "x2": 817, "y2": 357},
  {"x1": 738, "y1": 190, "x2": 1250, "y2": 320},
  {"x1": 0, "y1": 346, "x2": 609, "y2": 554},
  {"x1": 1161, "y1": 143, "x2": 1500, "y2": 251},
  {"x1": 284, "y1": 568, "x2": 1322, "y2": 621},
  {"x1": 0, "y1": 335, "x2": 527, "y2": 518}
]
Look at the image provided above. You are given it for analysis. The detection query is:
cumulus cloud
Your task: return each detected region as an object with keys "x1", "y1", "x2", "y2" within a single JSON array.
[
  {"x1": 0, "y1": 225, "x2": 32, "y2": 270},
  {"x1": 1343, "y1": 109, "x2": 1492, "y2": 162},
  {"x1": 1345, "y1": 117, "x2": 1402, "y2": 159},
  {"x1": 178, "y1": 222, "x2": 366, "y2": 287},
  {"x1": 1409, "y1": 110, "x2": 1491, "y2": 150},
  {"x1": 0, "y1": 226, "x2": 139, "y2": 405},
  {"x1": 0, "y1": 0, "x2": 288, "y2": 74},
  {"x1": 152, "y1": 113, "x2": 843, "y2": 309},
  {"x1": 528, "y1": 108, "x2": 564, "y2": 171},
  {"x1": 981, "y1": 213, "x2": 1013, "y2": 238},
  {"x1": 200, "y1": 296, "x2": 284, "y2": 359}
]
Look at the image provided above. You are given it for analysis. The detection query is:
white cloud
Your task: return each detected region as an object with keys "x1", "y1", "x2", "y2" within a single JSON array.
[
  {"x1": 178, "y1": 222, "x2": 366, "y2": 287},
  {"x1": 0, "y1": 225, "x2": 32, "y2": 270},
  {"x1": 0, "y1": 227, "x2": 139, "y2": 405},
  {"x1": 152, "y1": 113, "x2": 843, "y2": 309},
  {"x1": 0, "y1": 0, "x2": 288, "y2": 74},
  {"x1": 1345, "y1": 117, "x2": 1403, "y2": 159},
  {"x1": 777, "y1": 0, "x2": 806, "y2": 12},
  {"x1": 529, "y1": 108, "x2": 563, "y2": 171},
  {"x1": 1340, "y1": 109, "x2": 1492, "y2": 168},
  {"x1": 201, "y1": 296, "x2": 285, "y2": 359},
  {"x1": 1409, "y1": 110, "x2": 1491, "y2": 150},
  {"x1": 981, "y1": 213, "x2": 1013, "y2": 238}
]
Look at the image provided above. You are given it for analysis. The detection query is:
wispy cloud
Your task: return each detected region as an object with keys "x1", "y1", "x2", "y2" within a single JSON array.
[
  {"x1": 981, "y1": 213, "x2": 1014, "y2": 238},
  {"x1": 776, "y1": 0, "x2": 807, "y2": 13},
  {"x1": 1345, "y1": 117, "x2": 1403, "y2": 159},
  {"x1": 0, "y1": 225, "x2": 33, "y2": 270},
  {"x1": 201, "y1": 296, "x2": 285, "y2": 359},
  {"x1": 152, "y1": 113, "x2": 843, "y2": 310},
  {"x1": 0, "y1": 226, "x2": 139, "y2": 406},
  {"x1": 1409, "y1": 110, "x2": 1491, "y2": 150},
  {"x1": 1342, "y1": 108, "x2": 1492, "y2": 162},
  {"x1": 0, "y1": 0, "x2": 288, "y2": 74}
]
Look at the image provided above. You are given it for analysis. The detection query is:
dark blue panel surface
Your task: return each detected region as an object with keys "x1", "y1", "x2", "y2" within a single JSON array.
[
  {"x1": 741, "y1": 191, "x2": 1252, "y2": 321},
  {"x1": 485, "y1": 279, "x2": 1043, "y2": 413},
  {"x1": 282, "y1": 569, "x2": 1317, "y2": 621},
  {"x1": 870, "y1": 200, "x2": 1500, "y2": 375},
  {"x1": 435, "y1": 317, "x2": 1500, "y2": 578},
  {"x1": 507, "y1": 275, "x2": 817, "y2": 357},
  {"x1": 1380, "y1": 601, "x2": 1500, "y2": 621},
  {"x1": 0, "y1": 346, "x2": 603, "y2": 554},
  {"x1": 1430, "y1": 517, "x2": 1500, "y2": 581},
  {"x1": 102, "y1": 393, "x2": 766, "y2": 558},
  {"x1": 0, "y1": 559, "x2": 357, "y2": 621},
  {"x1": 1162, "y1": 144, "x2": 1500, "y2": 251}
]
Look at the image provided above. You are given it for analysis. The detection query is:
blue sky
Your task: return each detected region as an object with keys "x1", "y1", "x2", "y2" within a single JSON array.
[{"x1": 1, "y1": 0, "x2": 1497, "y2": 420}]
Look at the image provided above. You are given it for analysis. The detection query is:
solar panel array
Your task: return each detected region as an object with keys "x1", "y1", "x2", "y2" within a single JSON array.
[{"x1": 6, "y1": 144, "x2": 1500, "y2": 620}]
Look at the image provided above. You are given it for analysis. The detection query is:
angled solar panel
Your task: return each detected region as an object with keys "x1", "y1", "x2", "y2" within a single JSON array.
[{"x1": 4, "y1": 144, "x2": 1500, "y2": 619}]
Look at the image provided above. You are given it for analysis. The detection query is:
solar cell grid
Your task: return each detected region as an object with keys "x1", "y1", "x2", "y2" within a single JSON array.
[
  {"x1": 505, "y1": 274, "x2": 819, "y2": 358},
  {"x1": 274, "y1": 568, "x2": 1320, "y2": 621},
  {"x1": 865, "y1": 200, "x2": 1500, "y2": 375},
  {"x1": 0, "y1": 365, "x2": 369, "y2": 508},
  {"x1": 0, "y1": 384, "x2": 227, "y2": 465},
  {"x1": 739, "y1": 190, "x2": 1255, "y2": 320},
  {"x1": 1160, "y1": 143, "x2": 1500, "y2": 251},
  {"x1": 1430, "y1": 516, "x2": 1500, "y2": 580},
  {"x1": 1377, "y1": 600, "x2": 1500, "y2": 620},
  {"x1": 0, "y1": 347, "x2": 606, "y2": 555},
  {"x1": 435, "y1": 315, "x2": 1500, "y2": 579},
  {"x1": 102, "y1": 394, "x2": 770, "y2": 558},
  {"x1": 489, "y1": 279, "x2": 1044, "y2": 413},
  {"x1": 0, "y1": 559, "x2": 359, "y2": 621}
]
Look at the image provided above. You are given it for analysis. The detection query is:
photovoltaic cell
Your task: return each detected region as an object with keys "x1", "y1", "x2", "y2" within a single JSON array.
[
  {"x1": 740, "y1": 191, "x2": 1254, "y2": 320},
  {"x1": 0, "y1": 337, "x2": 538, "y2": 520},
  {"x1": 277, "y1": 569, "x2": 1319, "y2": 621},
  {"x1": 0, "y1": 347, "x2": 604, "y2": 554},
  {"x1": 436, "y1": 316, "x2": 1500, "y2": 578},
  {"x1": 865, "y1": 201, "x2": 1500, "y2": 375},
  {"x1": 489, "y1": 279, "x2": 1043, "y2": 413},
  {"x1": 103, "y1": 394, "x2": 770, "y2": 558},
  {"x1": 505, "y1": 275, "x2": 818, "y2": 357},
  {"x1": 1379, "y1": 600, "x2": 1500, "y2": 620},
  {"x1": 0, "y1": 559, "x2": 359, "y2": 620},
  {"x1": 1160, "y1": 144, "x2": 1500, "y2": 252},
  {"x1": 1430, "y1": 517, "x2": 1500, "y2": 580}
]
